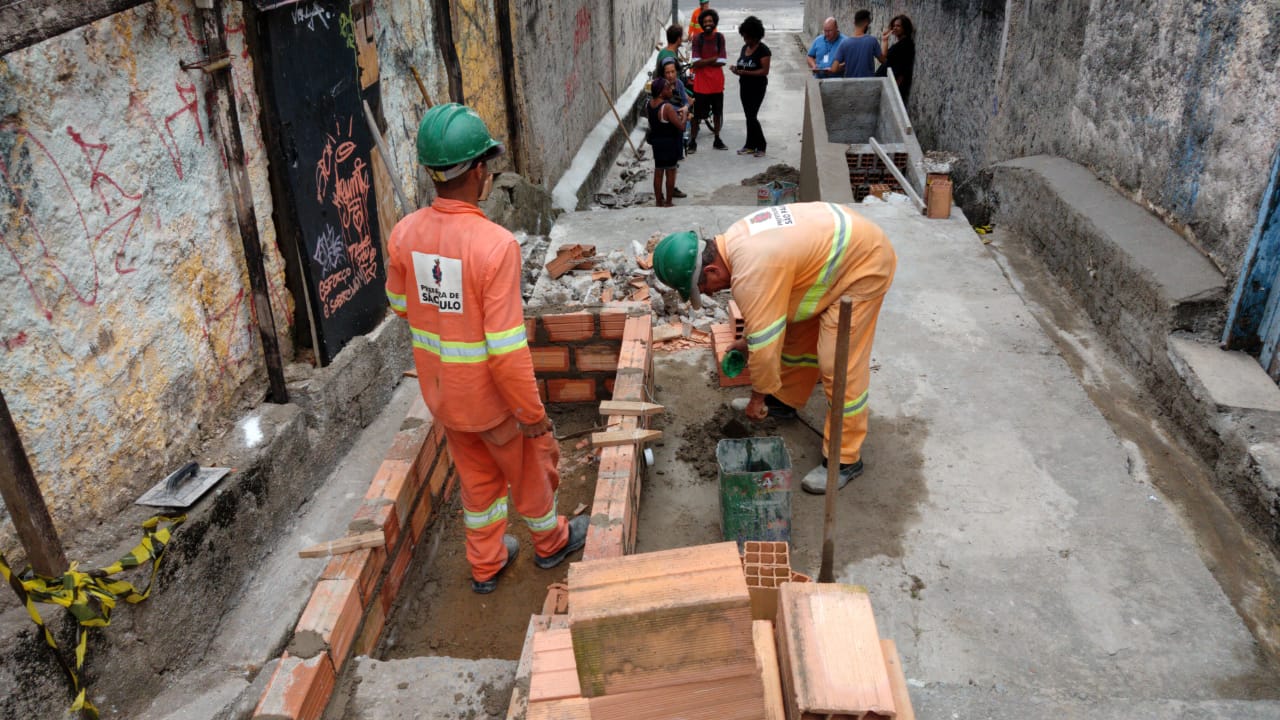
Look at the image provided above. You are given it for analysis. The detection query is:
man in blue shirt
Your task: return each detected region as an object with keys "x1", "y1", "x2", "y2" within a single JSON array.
[
  {"x1": 807, "y1": 17, "x2": 845, "y2": 78},
  {"x1": 830, "y1": 10, "x2": 880, "y2": 78}
]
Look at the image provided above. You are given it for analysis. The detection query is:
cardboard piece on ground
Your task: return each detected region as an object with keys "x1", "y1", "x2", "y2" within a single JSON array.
[
  {"x1": 298, "y1": 530, "x2": 386, "y2": 558},
  {"x1": 776, "y1": 582, "x2": 895, "y2": 718}
]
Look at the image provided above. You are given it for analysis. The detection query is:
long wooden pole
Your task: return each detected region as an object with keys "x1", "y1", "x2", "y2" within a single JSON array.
[
  {"x1": 362, "y1": 99, "x2": 412, "y2": 215},
  {"x1": 410, "y1": 66, "x2": 434, "y2": 108},
  {"x1": 0, "y1": 389, "x2": 67, "y2": 577},
  {"x1": 818, "y1": 297, "x2": 853, "y2": 583},
  {"x1": 197, "y1": 0, "x2": 288, "y2": 403},
  {"x1": 597, "y1": 81, "x2": 644, "y2": 159}
]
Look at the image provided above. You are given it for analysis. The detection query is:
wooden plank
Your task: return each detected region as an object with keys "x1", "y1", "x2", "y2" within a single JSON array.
[
  {"x1": 590, "y1": 428, "x2": 662, "y2": 448},
  {"x1": 0, "y1": 0, "x2": 153, "y2": 56},
  {"x1": 881, "y1": 639, "x2": 916, "y2": 720},
  {"x1": 298, "y1": 530, "x2": 387, "y2": 558},
  {"x1": 869, "y1": 137, "x2": 925, "y2": 212},
  {"x1": 754, "y1": 620, "x2": 786, "y2": 720},
  {"x1": 0, "y1": 389, "x2": 67, "y2": 576},
  {"x1": 776, "y1": 583, "x2": 895, "y2": 718},
  {"x1": 597, "y1": 401, "x2": 664, "y2": 417}
]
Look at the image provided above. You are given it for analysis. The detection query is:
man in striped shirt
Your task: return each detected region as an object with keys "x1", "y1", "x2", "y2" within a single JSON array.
[
  {"x1": 386, "y1": 104, "x2": 586, "y2": 593},
  {"x1": 653, "y1": 203, "x2": 897, "y2": 493}
]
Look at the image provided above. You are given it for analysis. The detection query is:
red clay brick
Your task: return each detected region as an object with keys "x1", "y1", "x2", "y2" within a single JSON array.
[
  {"x1": 380, "y1": 535, "x2": 415, "y2": 615},
  {"x1": 409, "y1": 482, "x2": 434, "y2": 543},
  {"x1": 543, "y1": 311, "x2": 595, "y2": 342},
  {"x1": 289, "y1": 578, "x2": 362, "y2": 672},
  {"x1": 574, "y1": 345, "x2": 620, "y2": 373},
  {"x1": 369, "y1": 459, "x2": 415, "y2": 525},
  {"x1": 322, "y1": 547, "x2": 385, "y2": 607},
  {"x1": 253, "y1": 652, "x2": 335, "y2": 720},
  {"x1": 348, "y1": 500, "x2": 400, "y2": 552},
  {"x1": 538, "y1": 379, "x2": 548, "y2": 403},
  {"x1": 355, "y1": 597, "x2": 387, "y2": 658},
  {"x1": 529, "y1": 627, "x2": 582, "y2": 702},
  {"x1": 530, "y1": 345, "x2": 571, "y2": 373},
  {"x1": 426, "y1": 452, "x2": 451, "y2": 502},
  {"x1": 547, "y1": 378, "x2": 596, "y2": 403},
  {"x1": 598, "y1": 309, "x2": 628, "y2": 339},
  {"x1": 525, "y1": 317, "x2": 538, "y2": 342}
]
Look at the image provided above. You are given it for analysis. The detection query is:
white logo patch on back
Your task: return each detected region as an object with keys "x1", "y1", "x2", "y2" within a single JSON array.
[
  {"x1": 412, "y1": 252, "x2": 464, "y2": 313},
  {"x1": 745, "y1": 205, "x2": 797, "y2": 235}
]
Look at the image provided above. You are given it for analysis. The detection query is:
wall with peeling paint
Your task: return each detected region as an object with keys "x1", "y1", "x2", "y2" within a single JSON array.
[
  {"x1": 510, "y1": 0, "x2": 666, "y2": 185},
  {"x1": 805, "y1": 0, "x2": 1280, "y2": 285},
  {"x1": 0, "y1": 0, "x2": 290, "y2": 548}
]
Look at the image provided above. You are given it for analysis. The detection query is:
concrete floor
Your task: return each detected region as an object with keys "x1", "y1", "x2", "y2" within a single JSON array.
[{"x1": 336, "y1": 23, "x2": 1280, "y2": 720}]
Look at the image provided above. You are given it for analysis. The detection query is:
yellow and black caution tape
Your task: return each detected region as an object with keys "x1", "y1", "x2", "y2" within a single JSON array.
[{"x1": 0, "y1": 514, "x2": 184, "y2": 719}]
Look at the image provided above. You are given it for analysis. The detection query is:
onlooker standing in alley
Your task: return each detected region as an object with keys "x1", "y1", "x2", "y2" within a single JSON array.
[
  {"x1": 730, "y1": 16, "x2": 771, "y2": 157},
  {"x1": 688, "y1": 0, "x2": 710, "y2": 42},
  {"x1": 646, "y1": 77, "x2": 687, "y2": 207},
  {"x1": 830, "y1": 9, "x2": 879, "y2": 78},
  {"x1": 661, "y1": 56, "x2": 693, "y2": 198},
  {"x1": 656, "y1": 24, "x2": 683, "y2": 77},
  {"x1": 689, "y1": 8, "x2": 728, "y2": 152},
  {"x1": 807, "y1": 17, "x2": 845, "y2": 78},
  {"x1": 386, "y1": 104, "x2": 588, "y2": 595},
  {"x1": 875, "y1": 15, "x2": 916, "y2": 103}
]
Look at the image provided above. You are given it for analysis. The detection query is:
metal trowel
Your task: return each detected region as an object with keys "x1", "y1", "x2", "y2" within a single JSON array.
[{"x1": 135, "y1": 462, "x2": 231, "y2": 509}]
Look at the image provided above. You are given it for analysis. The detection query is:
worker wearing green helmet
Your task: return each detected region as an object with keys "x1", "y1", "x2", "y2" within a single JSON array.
[
  {"x1": 652, "y1": 203, "x2": 897, "y2": 494},
  {"x1": 386, "y1": 103, "x2": 587, "y2": 594}
]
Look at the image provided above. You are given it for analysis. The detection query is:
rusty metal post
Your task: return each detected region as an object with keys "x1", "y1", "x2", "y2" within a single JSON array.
[
  {"x1": 194, "y1": 0, "x2": 289, "y2": 402},
  {"x1": 0, "y1": 389, "x2": 67, "y2": 577}
]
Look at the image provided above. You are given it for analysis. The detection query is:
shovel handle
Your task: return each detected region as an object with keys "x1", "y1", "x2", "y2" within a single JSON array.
[{"x1": 818, "y1": 297, "x2": 853, "y2": 583}]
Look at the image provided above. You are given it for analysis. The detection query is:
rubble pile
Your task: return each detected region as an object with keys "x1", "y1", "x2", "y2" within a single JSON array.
[
  {"x1": 592, "y1": 154, "x2": 654, "y2": 209},
  {"x1": 524, "y1": 232, "x2": 731, "y2": 332}
]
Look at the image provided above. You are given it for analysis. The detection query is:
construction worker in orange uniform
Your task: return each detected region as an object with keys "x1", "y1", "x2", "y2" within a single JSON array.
[
  {"x1": 652, "y1": 203, "x2": 896, "y2": 493},
  {"x1": 386, "y1": 104, "x2": 588, "y2": 593},
  {"x1": 688, "y1": 0, "x2": 710, "y2": 41}
]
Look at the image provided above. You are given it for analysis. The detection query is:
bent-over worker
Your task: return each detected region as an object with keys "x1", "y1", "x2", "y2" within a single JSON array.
[
  {"x1": 386, "y1": 104, "x2": 587, "y2": 594},
  {"x1": 652, "y1": 203, "x2": 896, "y2": 493}
]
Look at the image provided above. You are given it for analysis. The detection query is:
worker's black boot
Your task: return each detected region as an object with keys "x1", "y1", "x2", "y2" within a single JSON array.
[
  {"x1": 534, "y1": 515, "x2": 589, "y2": 569},
  {"x1": 763, "y1": 394, "x2": 799, "y2": 420},
  {"x1": 471, "y1": 535, "x2": 520, "y2": 594},
  {"x1": 800, "y1": 459, "x2": 863, "y2": 494}
]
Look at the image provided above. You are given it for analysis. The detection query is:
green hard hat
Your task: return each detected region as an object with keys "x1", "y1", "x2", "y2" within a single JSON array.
[
  {"x1": 652, "y1": 231, "x2": 703, "y2": 309},
  {"x1": 416, "y1": 103, "x2": 505, "y2": 179}
]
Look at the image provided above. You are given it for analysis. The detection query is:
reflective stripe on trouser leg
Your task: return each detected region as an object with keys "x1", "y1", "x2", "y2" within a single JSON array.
[
  {"x1": 817, "y1": 294, "x2": 887, "y2": 465},
  {"x1": 444, "y1": 426, "x2": 514, "y2": 581},
  {"x1": 774, "y1": 317, "x2": 822, "y2": 410},
  {"x1": 474, "y1": 428, "x2": 569, "y2": 560}
]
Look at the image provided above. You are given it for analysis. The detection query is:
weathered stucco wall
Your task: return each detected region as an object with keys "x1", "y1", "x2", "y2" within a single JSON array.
[
  {"x1": 804, "y1": 0, "x2": 1280, "y2": 287},
  {"x1": 512, "y1": 0, "x2": 665, "y2": 186},
  {"x1": 0, "y1": 0, "x2": 290, "y2": 547}
]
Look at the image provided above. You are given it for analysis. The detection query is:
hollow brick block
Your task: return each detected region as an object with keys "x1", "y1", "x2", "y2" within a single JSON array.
[
  {"x1": 531, "y1": 346, "x2": 572, "y2": 373},
  {"x1": 253, "y1": 652, "x2": 335, "y2": 720},
  {"x1": 530, "y1": 627, "x2": 582, "y2": 702},
  {"x1": 348, "y1": 500, "x2": 400, "y2": 552},
  {"x1": 379, "y1": 532, "x2": 415, "y2": 615},
  {"x1": 547, "y1": 378, "x2": 596, "y2": 403},
  {"x1": 322, "y1": 547, "x2": 385, "y2": 607},
  {"x1": 355, "y1": 597, "x2": 387, "y2": 658},
  {"x1": 543, "y1": 311, "x2": 595, "y2": 342},
  {"x1": 574, "y1": 345, "x2": 620, "y2": 373}
]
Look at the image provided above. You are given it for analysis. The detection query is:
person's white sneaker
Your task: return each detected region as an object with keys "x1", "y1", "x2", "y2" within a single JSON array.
[{"x1": 730, "y1": 397, "x2": 751, "y2": 412}]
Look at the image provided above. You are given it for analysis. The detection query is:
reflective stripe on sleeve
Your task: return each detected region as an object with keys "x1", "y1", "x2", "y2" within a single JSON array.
[
  {"x1": 485, "y1": 324, "x2": 529, "y2": 356},
  {"x1": 747, "y1": 315, "x2": 787, "y2": 352},
  {"x1": 843, "y1": 390, "x2": 869, "y2": 416},
  {"x1": 464, "y1": 496, "x2": 509, "y2": 529},
  {"x1": 795, "y1": 203, "x2": 852, "y2": 321},
  {"x1": 386, "y1": 290, "x2": 407, "y2": 313}
]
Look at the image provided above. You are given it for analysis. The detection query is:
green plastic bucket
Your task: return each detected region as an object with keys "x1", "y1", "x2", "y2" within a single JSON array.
[{"x1": 716, "y1": 437, "x2": 793, "y2": 549}]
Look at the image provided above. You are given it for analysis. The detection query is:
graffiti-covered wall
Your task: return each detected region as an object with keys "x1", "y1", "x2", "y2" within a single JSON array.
[{"x1": 0, "y1": 0, "x2": 290, "y2": 545}]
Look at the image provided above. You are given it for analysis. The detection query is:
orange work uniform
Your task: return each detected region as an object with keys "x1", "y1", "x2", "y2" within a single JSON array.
[
  {"x1": 718, "y1": 202, "x2": 896, "y2": 464},
  {"x1": 386, "y1": 198, "x2": 568, "y2": 581},
  {"x1": 688, "y1": 6, "x2": 705, "y2": 39}
]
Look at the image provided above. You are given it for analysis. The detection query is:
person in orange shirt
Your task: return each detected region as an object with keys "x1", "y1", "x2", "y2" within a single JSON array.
[
  {"x1": 687, "y1": 0, "x2": 710, "y2": 41},
  {"x1": 652, "y1": 203, "x2": 896, "y2": 493},
  {"x1": 386, "y1": 104, "x2": 587, "y2": 593}
]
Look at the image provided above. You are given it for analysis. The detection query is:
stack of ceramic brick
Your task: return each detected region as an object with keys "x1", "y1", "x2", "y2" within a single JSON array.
[
  {"x1": 525, "y1": 542, "x2": 782, "y2": 720},
  {"x1": 729, "y1": 300, "x2": 746, "y2": 339},
  {"x1": 253, "y1": 397, "x2": 458, "y2": 720},
  {"x1": 741, "y1": 541, "x2": 811, "y2": 622},
  {"x1": 774, "y1": 582, "x2": 915, "y2": 720}
]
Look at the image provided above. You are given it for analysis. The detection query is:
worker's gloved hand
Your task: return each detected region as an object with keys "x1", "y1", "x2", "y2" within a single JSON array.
[
  {"x1": 519, "y1": 416, "x2": 554, "y2": 438},
  {"x1": 727, "y1": 338, "x2": 749, "y2": 355},
  {"x1": 743, "y1": 392, "x2": 768, "y2": 421}
]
